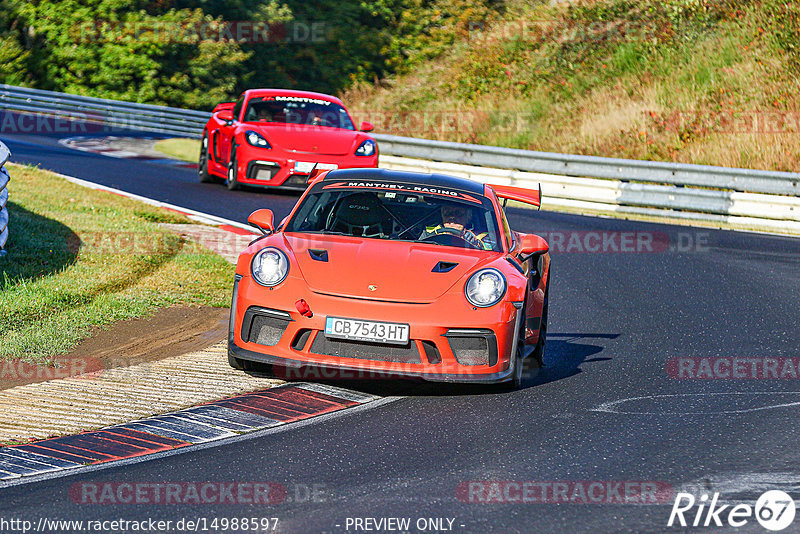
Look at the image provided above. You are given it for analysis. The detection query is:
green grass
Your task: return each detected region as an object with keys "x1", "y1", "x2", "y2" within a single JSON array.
[
  {"x1": 0, "y1": 164, "x2": 233, "y2": 364},
  {"x1": 154, "y1": 138, "x2": 201, "y2": 163}
]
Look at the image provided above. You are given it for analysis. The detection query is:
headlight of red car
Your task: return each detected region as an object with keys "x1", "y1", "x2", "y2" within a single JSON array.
[
  {"x1": 246, "y1": 130, "x2": 272, "y2": 149},
  {"x1": 465, "y1": 268, "x2": 507, "y2": 307},
  {"x1": 355, "y1": 139, "x2": 376, "y2": 157},
  {"x1": 251, "y1": 247, "x2": 289, "y2": 286}
]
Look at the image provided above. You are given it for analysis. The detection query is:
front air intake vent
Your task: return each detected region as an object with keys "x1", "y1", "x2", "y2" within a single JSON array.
[
  {"x1": 445, "y1": 329, "x2": 498, "y2": 366},
  {"x1": 242, "y1": 307, "x2": 292, "y2": 347}
]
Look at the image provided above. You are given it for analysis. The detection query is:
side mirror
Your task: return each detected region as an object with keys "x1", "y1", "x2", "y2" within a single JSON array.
[
  {"x1": 248, "y1": 209, "x2": 275, "y2": 234},
  {"x1": 217, "y1": 109, "x2": 234, "y2": 124},
  {"x1": 518, "y1": 234, "x2": 549, "y2": 261},
  {"x1": 360, "y1": 121, "x2": 374, "y2": 132},
  {"x1": 212, "y1": 102, "x2": 235, "y2": 113}
]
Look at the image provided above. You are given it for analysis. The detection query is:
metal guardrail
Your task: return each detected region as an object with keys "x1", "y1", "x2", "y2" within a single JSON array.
[
  {"x1": 0, "y1": 84, "x2": 208, "y2": 138},
  {"x1": 0, "y1": 140, "x2": 10, "y2": 253},
  {"x1": 380, "y1": 155, "x2": 800, "y2": 229},
  {"x1": 372, "y1": 134, "x2": 800, "y2": 197},
  {"x1": 0, "y1": 84, "x2": 798, "y2": 232}
]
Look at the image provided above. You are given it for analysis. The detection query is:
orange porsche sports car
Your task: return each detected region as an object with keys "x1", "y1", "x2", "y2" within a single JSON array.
[{"x1": 228, "y1": 169, "x2": 550, "y2": 389}]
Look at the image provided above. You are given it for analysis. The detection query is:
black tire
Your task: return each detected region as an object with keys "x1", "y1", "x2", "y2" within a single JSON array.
[
  {"x1": 228, "y1": 353, "x2": 274, "y2": 374},
  {"x1": 226, "y1": 145, "x2": 241, "y2": 191},
  {"x1": 198, "y1": 133, "x2": 214, "y2": 183},
  {"x1": 532, "y1": 276, "x2": 550, "y2": 368},
  {"x1": 499, "y1": 306, "x2": 527, "y2": 392},
  {"x1": 228, "y1": 353, "x2": 246, "y2": 370}
]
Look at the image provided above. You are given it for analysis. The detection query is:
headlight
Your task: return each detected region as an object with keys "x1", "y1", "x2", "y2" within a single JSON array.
[
  {"x1": 355, "y1": 139, "x2": 376, "y2": 157},
  {"x1": 245, "y1": 130, "x2": 271, "y2": 149},
  {"x1": 251, "y1": 247, "x2": 289, "y2": 286},
  {"x1": 465, "y1": 268, "x2": 506, "y2": 307}
]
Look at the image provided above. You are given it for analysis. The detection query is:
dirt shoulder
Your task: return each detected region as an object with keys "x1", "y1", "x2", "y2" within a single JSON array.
[{"x1": 0, "y1": 306, "x2": 228, "y2": 391}]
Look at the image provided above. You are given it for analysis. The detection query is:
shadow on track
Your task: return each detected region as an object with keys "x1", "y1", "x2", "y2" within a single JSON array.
[
  {"x1": 528, "y1": 332, "x2": 619, "y2": 388},
  {"x1": 251, "y1": 332, "x2": 619, "y2": 398}
]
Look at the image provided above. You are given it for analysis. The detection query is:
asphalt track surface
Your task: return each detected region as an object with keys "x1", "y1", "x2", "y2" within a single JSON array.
[{"x1": 2, "y1": 118, "x2": 800, "y2": 533}]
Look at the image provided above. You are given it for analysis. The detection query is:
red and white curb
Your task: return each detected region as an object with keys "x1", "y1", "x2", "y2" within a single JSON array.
[
  {"x1": 59, "y1": 136, "x2": 197, "y2": 169},
  {"x1": 0, "y1": 383, "x2": 378, "y2": 482}
]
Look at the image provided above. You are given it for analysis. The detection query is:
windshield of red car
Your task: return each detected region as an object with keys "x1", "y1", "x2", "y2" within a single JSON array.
[
  {"x1": 285, "y1": 185, "x2": 503, "y2": 252},
  {"x1": 243, "y1": 96, "x2": 355, "y2": 130}
]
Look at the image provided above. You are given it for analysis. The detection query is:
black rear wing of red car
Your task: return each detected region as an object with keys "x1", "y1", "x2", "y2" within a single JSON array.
[{"x1": 491, "y1": 183, "x2": 542, "y2": 210}]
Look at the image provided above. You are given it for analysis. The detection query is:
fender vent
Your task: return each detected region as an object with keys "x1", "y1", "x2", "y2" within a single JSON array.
[
  {"x1": 309, "y1": 249, "x2": 328, "y2": 262},
  {"x1": 432, "y1": 261, "x2": 458, "y2": 273}
]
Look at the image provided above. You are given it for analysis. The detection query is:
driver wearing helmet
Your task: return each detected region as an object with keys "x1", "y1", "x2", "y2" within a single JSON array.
[{"x1": 420, "y1": 204, "x2": 490, "y2": 249}]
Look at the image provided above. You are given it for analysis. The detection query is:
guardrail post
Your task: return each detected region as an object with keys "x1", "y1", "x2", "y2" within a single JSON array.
[{"x1": 0, "y1": 140, "x2": 10, "y2": 257}]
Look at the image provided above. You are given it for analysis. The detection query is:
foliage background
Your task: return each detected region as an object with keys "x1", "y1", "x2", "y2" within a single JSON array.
[
  {"x1": 2, "y1": 0, "x2": 798, "y2": 170},
  {"x1": 0, "y1": 0, "x2": 501, "y2": 109}
]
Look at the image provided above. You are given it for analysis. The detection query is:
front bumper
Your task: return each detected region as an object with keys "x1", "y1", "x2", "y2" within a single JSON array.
[
  {"x1": 229, "y1": 275, "x2": 523, "y2": 384},
  {"x1": 228, "y1": 339, "x2": 517, "y2": 384}
]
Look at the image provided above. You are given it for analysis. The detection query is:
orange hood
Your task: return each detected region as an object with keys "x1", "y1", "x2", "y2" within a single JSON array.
[{"x1": 283, "y1": 234, "x2": 497, "y2": 303}]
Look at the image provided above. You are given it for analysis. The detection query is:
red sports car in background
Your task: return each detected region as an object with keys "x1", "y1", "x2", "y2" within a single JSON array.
[
  {"x1": 228, "y1": 168, "x2": 550, "y2": 389},
  {"x1": 199, "y1": 89, "x2": 378, "y2": 190}
]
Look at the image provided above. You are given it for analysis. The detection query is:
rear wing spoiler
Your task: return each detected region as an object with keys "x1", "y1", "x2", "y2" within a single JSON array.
[{"x1": 491, "y1": 184, "x2": 541, "y2": 210}]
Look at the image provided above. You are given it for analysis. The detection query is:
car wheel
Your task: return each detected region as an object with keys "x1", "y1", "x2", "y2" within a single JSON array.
[
  {"x1": 228, "y1": 353, "x2": 246, "y2": 370},
  {"x1": 228, "y1": 353, "x2": 273, "y2": 374},
  {"x1": 499, "y1": 306, "x2": 528, "y2": 392},
  {"x1": 198, "y1": 133, "x2": 214, "y2": 183},
  {"x1": 226, "y1": 145, "x2": 241, "y2": 191},
  {"x1": 532, "y1": 277, "x2": 550, "y2": 368}
]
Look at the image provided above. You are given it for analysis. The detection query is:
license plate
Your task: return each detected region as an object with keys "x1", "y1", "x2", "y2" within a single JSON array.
[
  {"x1": 325, "y1": 317, "x2": 410, "y2": 345},
  {"x1": 294, "y1": 162, "x2": 338, "y2": 173}
]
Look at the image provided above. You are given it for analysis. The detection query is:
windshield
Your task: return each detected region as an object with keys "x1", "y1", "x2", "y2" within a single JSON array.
[
  {"x1": 285, "y1": 183, "x2": 502, "y2": 252},
  {"x1": 243, "y1": 96, "x2": 355, "y2": 130}
]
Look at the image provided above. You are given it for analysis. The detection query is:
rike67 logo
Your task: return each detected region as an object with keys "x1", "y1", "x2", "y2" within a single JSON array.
[{"x1": 668, "y1": 490, "x2": 796, "y2": 531}]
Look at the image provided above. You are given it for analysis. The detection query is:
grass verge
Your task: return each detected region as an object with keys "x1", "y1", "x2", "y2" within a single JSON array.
[
  {"x1": 0, "y1": 164, "x2": 233, "y2": 364},
  {"x1": 154, "y1": 138, "x2": 200, "y2": 163}
]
